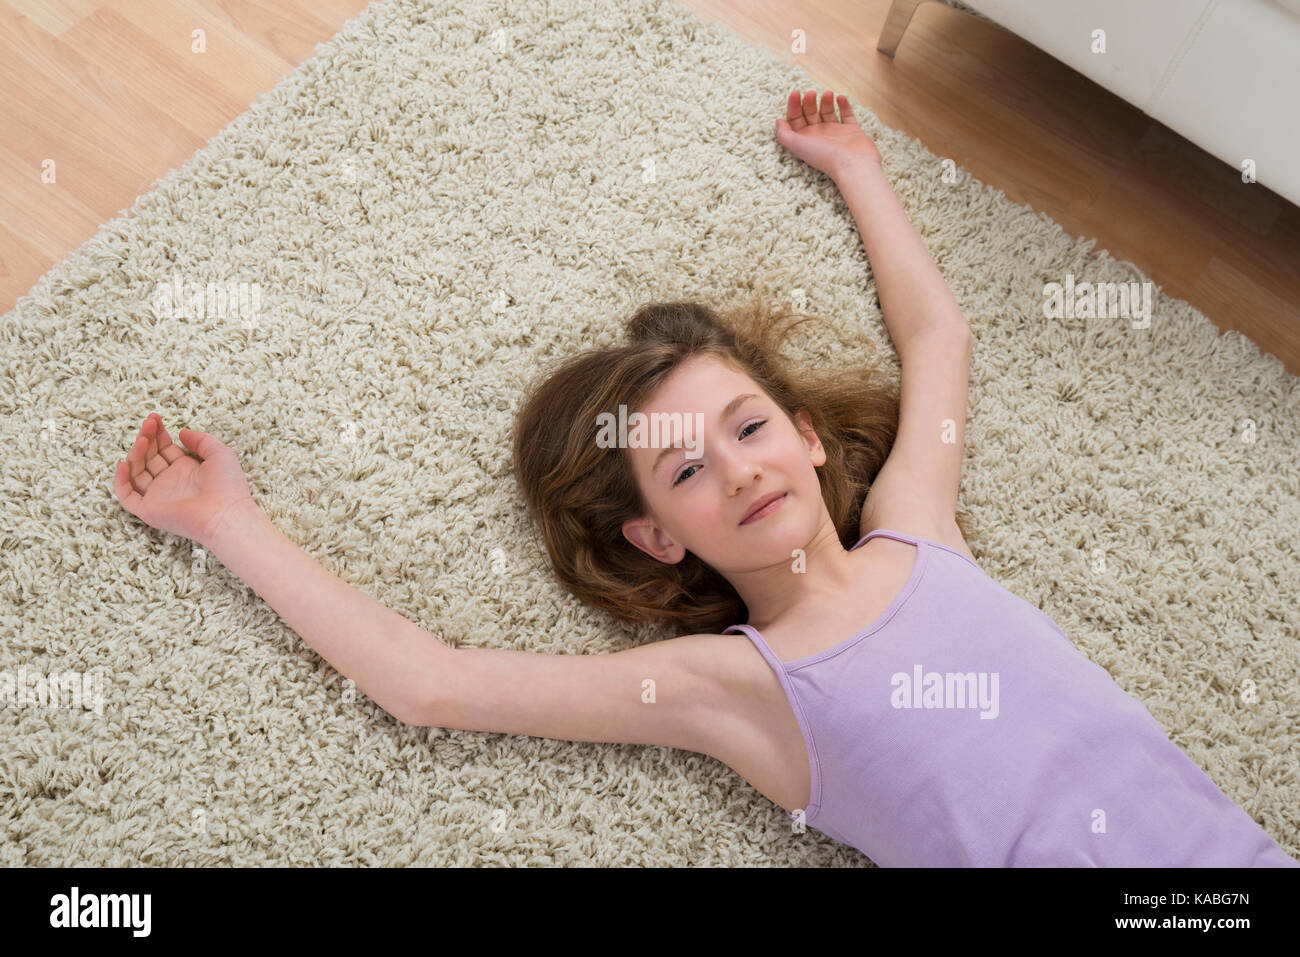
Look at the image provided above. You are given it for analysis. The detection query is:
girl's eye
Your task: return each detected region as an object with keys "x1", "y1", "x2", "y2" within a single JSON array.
[{"x1": 672, "y1": 420, "x2": 767, "y2": 487}]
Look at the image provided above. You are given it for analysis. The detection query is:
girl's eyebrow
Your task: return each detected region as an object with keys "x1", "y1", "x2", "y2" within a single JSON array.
[{"x1": 652, "y1": 392, "x2": 760, "y2": 474}]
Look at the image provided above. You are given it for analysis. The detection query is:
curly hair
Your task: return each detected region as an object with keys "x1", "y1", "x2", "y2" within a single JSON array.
[{"x1": 511, "y1": 298, "x2": 968, "y2": 636}]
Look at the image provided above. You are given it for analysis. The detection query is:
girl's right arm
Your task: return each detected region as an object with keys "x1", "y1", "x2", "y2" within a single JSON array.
[
  {"x1": 204, "y1": 500, "x2": 449, "y2": 728},
  {"x1": 117, "y1": 414, "x2": 727, "y2": 754},
  {"x1": 208, "y1": 501, "x2": 725, "y2": 755},
  {"x1": 117, "y1": 413, "x2": 446, "y2": 727}
]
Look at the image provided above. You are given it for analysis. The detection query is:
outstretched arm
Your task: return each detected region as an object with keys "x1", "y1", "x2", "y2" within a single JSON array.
[
  {"x1": 114, "y1": 414, "x2": 446, "y2": 725},
  {"x1": 834, "y1": 154, "x2": 971, "y2": 356},
  {"x1": 776, "y1": 91, "x2": 973, "y2": 536},
  {"x1": 776, "y1": 89, "x2": 971, "y2": 355},
  {"x1": 202, "y1": 500, "x2": 447, "y2": 726}
]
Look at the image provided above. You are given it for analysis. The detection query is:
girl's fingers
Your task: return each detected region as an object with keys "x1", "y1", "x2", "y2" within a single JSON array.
[
  {"x1": 837, "y1": 94, "x2": 858, "y2": 126},
  {"x1": 178, "y1": 427, "x2": 226, "y2": 460},
  {"x1": 114, "y1": 460, "x2": 145, "y2": 508},
  {"x1": 140, "y1": 417, "x2": 168, "y2": 479},
  {"x1": 142, "y1": 415, "x2": 158, "y2": 462},
  {"x1": 150, "y1": 414, "x2": 186, "y2": 466},
  {"x1": 819, "y1": 90, "x2": 837, "y2": 123},
  {"x1": 788, "y1": 90, "x2": 852, "y2": 128},
  {"x1": 801, "y1": 90, "x2": 820, "y2": 125},
  {"x1": 127, "y1": 435, "x2": 154, "y2": 493},
  {"x1": 786, "y1": 90, "x2": 807, "y2": 130}
]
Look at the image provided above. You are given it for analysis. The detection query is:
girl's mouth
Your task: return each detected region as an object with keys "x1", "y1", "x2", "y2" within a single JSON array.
[{"x1": 740, "y1": 493, "x2": 787, "y2": 525}]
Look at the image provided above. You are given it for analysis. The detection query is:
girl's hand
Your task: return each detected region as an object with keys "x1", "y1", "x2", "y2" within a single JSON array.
[
  {"x1": 114, "y1": 413, "x2": 257, "y2": 547},
  {"x1": 774, "y1": 90, "x2": 881, "y2": 181}
]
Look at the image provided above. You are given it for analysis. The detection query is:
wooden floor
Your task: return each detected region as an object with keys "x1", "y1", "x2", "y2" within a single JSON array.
[{"x1": 3, "y1": 0, "x2": 1298, "y2": 375}]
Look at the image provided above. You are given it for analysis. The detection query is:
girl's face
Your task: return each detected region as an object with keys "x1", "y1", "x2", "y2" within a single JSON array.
[{"x1": 620, "y1": 354, "x2": 827, "y2": 567}]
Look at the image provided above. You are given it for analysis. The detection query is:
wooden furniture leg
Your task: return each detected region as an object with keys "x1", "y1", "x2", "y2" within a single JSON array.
[{"x1": 878, "y1": 0, "x2": 929, "y2": 57}]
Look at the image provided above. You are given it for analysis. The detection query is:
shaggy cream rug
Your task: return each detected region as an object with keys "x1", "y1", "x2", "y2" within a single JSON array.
[{"x1": 2, "y1": 0, "x2": 1297, "y2": 866}]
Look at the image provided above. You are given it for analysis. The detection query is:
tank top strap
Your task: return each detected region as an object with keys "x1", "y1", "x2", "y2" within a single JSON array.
[
  {"x1": 861, "y1": 527, "x2": 982, "y2": 573},
  {"x1": 859, "y1": 527, "x2": 919, "y2": 547},
  {"x1": 721, "y1": 623, "x2": 788, "y2": 674}
]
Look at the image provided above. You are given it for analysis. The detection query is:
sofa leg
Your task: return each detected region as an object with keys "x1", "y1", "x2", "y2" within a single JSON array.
[{"x1": 877, "y1": 0, "x2": 927, "y2": 58}]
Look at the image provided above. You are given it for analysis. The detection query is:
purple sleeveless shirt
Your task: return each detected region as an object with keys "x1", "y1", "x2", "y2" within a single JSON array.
[{"x1": 723, "y1": 528, "x2": 1299, "y2": 867}]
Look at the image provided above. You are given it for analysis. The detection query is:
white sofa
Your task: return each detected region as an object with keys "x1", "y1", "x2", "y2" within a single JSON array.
[{"x1": 879, "y1": 0, "x2": 1300, "y2": 208}]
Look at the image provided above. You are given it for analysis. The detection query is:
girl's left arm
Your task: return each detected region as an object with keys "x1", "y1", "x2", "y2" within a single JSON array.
[
  {"x1": 833, "y1": 157, "x2": 972, "y2": 361},
  {"x1": 203, "y1": 501, "x2": 449, "y2": 726},
  {"x1": 773, "y1": 89, "x2": 970, "y2": 358}
]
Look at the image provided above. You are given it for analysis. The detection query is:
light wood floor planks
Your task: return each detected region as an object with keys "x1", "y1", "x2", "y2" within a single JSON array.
[
  {"x1": 3, "y1": 0, "x2": 1298, "y2": 374},
  {"x1": 0, "y1": 0, "x2": 368, "y2": 310}
]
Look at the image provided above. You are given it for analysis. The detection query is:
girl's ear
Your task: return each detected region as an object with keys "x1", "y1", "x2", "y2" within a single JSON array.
[
  {"x1": 621, "y1": 518, "x2": 685, "y2": 565},
  {"x1": 793, "y1": 409, "x2": 824, "y2": 458}
]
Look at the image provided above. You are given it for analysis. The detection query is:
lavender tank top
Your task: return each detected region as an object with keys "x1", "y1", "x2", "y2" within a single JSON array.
[{"x1": 723, "y1": 528, "x2": 1299, "y2": 867}]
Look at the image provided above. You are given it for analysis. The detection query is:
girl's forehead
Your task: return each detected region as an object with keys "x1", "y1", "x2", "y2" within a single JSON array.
[{"x1": 648, "y1": 357, "x2": 752, "y2": 407}]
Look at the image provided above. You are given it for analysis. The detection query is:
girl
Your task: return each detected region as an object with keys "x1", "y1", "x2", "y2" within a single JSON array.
[{"x1": 115, "y1": 90, "x2": 1298, "y2": 867}]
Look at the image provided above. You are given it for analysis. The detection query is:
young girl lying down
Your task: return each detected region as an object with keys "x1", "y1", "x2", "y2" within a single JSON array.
[{"x1": 114, "y1": 90, "x2": 1298, "y2": 867}]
